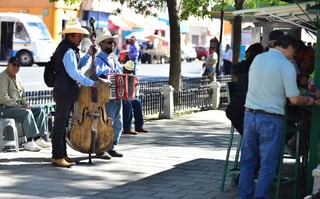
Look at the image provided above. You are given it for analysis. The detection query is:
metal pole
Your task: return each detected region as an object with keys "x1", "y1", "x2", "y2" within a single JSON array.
[{"x1": 217, "y1": 1, "x2": 224, "y2": 75}]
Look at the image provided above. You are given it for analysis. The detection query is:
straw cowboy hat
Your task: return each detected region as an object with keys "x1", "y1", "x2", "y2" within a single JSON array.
[
  {"x1": 96, "y1": 30, "x2": 118, "y2": 45},
  {"x1": 59, "y1": 20, "x2": 89, "y2": 35},
  {"x1": 123, "y1": 60, "x2": 134, "y2": 71}
]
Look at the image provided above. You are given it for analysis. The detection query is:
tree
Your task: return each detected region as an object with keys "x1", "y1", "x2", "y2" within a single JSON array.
[{"x1": 50, "y1": 0, "x2": 287, "y2": 90}]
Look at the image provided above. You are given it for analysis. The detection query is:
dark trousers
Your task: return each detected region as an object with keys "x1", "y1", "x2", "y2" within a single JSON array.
[
  {"x1": 122, "y1": 99, "x2": 144, "y2": 130},
  {"x1": 51, "y1": 95, "x2": 73, "y2": 159},
  {"x1": 223, "y1": 60, "x2": 232, "y2": 75}
]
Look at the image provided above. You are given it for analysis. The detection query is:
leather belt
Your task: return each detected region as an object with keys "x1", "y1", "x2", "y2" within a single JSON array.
[{"x1": 245, "y1": 108, "x2": 283, "y2": 118}]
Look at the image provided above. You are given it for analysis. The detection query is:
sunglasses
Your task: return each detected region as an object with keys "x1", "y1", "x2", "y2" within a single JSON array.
[{"x1": 101, "y1": 40, "x2": 114, "y2": 45}]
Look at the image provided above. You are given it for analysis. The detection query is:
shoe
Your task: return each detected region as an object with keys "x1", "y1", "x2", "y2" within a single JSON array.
[
  {"x1": 285, "y1": 145, "x2": 296, "y2": 157},
  {"x1": 23, "y1": 140, "x2": 41, "y2": 152},
  {"x1": 64, "y1": 156, "x2": 77, "y2": 164},
  {"x1": 135, "y1": 128, "x2": 148, "y2": 133},
  {"x1": 108, "y1": 150, "x2": 123, "y2": 157},
  {"x1": 123, "y1": 129, "x2": 137, "y2": 135},
  {"x1": 96, "y1": 152, "x2": 111, "y2": 160},
  {"x1": 35, "y1": 138, "x2": 51, "y2": 148},
  {"x1": 52, "y1": 158, "x2": 75, "y2": 168}
]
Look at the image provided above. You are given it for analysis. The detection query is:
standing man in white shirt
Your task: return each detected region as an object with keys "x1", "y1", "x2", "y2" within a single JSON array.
[{"x1": 222, "y1": 44, "x2": 233, "y2": 75}]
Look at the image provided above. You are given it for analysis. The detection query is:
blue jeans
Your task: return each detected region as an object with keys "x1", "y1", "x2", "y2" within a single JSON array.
[
  {"x1": 129, "y1": 58, "x2": 138, "y2": 75},
  {"x1": 239, "y1": 111, "x2": 283, "y2": 199},
  {"x1": 106, "y1": 100, "x2": 123, "y2": 151},
  {"x1": 122, "y1": 99, "x2": 144, "y2": 130},
  {"x1": 2, "y1": 106, "x2": 47, "y2": 139}
]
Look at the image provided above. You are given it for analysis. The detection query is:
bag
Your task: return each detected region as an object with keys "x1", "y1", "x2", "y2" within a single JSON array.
[{"x1": 43, "y1": 55, "x2": 56, "y2": 87}]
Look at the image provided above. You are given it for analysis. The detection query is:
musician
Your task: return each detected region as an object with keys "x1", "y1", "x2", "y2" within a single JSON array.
[
  {"x1": 0, "y1": 56, "x2": 51, "y2": 152},
  {"x1": 51, "y1": 21, "x2": 99, "y2": 168},
  {"x1": 95, "y1": 30, "x2": 124, "y2": 158},
  {"x1": 122, "y1": 60, "x2": 149, "y2": 135}
]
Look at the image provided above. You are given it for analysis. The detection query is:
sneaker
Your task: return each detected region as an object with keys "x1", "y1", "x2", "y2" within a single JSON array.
[
  {"x1": 35, "y1": 138, "x2": 51, "y2": 148},
  {"x1": 24, "y1": 140, "x2": 41, "y2": 152}
]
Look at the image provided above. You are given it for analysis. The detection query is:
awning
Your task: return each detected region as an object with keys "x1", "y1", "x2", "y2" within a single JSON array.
[
  {"x1": 108, "y1": 15, "x2": 132, "y2": 30},
  {"x1": 145, "y1": 34, "x2": 169, "y2": 42},
  {"x1": 124, "y1": 30, "x2": 153, "y2": 41},
  {"x1": 232, "y1": 1, "x2": 318, "y2": 34},
  {"x1": 122, "y1": 15, "x2": 154, "y2": 29}
]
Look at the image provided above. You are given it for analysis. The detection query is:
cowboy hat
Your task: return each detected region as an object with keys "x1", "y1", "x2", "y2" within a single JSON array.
[
  {"x1": 59, "y1": 20, "x2": 89, "y2": 35},
  {"x1": 96, "y1": 30, "x2": 118, "y2": 45},
  {"x1": 123, "y1": 60, "x2": 134, "y2": 71}
]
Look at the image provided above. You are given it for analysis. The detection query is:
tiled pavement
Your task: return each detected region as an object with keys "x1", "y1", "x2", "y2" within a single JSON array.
[{"x1": 0, "y1": 110, "x2": 310, "y2": 199}]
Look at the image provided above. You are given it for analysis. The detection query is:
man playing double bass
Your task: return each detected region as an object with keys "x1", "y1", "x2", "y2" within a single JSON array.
[{"x1": 51, "y1": 21, "x2": 99, "y2": 168}]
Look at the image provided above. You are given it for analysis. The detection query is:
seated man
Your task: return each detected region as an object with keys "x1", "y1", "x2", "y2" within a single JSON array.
[
  {"x1": 122, "y1": 61, "x2": 148, "y2": 135},
  {"x1": 0, "y1": 56, "x2": 50, "y2": 151}
]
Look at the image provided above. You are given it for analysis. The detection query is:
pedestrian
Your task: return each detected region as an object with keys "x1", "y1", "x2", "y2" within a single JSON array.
[
  {"x1": 266, "y1": 29, "x2": 284, "y2": 50},
  {"x1": 202, "y1": 46, "x2": 218, "y2": 82},
  {"x1": 238, "y1": 35, "x2": 316, "y2": 198},
  {"x1": 95, "y1": 30, "x2": 124, "y2": 158},
  {"x1": 0, "y1": 56, "x2": 51, "y2": 152},
  {"x1": 51, "y1": 20, "x2": 99, "y2": 168},
  {"x1": 128, "y1": 36, "x2": 140, "y2": 75},
  {"x1": 222, "y1": 44, "x2": 233, "y2": 75},
  {"x1": 225, "y1": 43, "x2": 264, "y2": 135},
  {"x1": 122, "y1": 60, "x2": 148, "y2": 135}
]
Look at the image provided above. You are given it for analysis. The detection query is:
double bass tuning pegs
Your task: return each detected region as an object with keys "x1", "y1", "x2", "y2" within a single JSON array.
[{"x1": 89, "y1": 16, "x2": 96, "y2": 25}]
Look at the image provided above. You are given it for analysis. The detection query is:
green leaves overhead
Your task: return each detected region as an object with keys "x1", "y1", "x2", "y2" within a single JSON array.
[
  {"x1": 49, "y1": 0, "x2": 291, "y2": 19},
  {"x1": 49, "y1": 0, "x2": 80, "y2": 4}
]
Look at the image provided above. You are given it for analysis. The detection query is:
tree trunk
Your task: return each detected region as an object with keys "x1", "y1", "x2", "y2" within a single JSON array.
[
  {"x1": 232, "y1": 15, "x2": 242, "y2": 64},
  {"x1": 232, "y1": 0, "x2": 244, "y2": 65},
  {"x1": 167, "y1": 0, "x2": 181, "y2": 92}
]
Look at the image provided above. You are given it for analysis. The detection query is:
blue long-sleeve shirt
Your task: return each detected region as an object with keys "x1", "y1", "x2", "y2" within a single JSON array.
[
  {"x1": 96, "y1": 51, "x2": 123, "y2": 77},
  {"x1": 62, "y1": 49, "x2": 94, "y2": 86}
]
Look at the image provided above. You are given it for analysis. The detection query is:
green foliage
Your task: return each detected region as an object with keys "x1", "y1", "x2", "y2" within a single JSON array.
[
  {"x1": 50, "y1": 0, "x2": 289, "y2": 19},
  {"x1": 49, "y1": 0, "x2": 80, "y2": 5},
  {"x1": 112, "y1": 0, "x2": 163, "y2": 17},
  {"x1": 179, "y1": 0, "x2": 213, "y2": 20}
]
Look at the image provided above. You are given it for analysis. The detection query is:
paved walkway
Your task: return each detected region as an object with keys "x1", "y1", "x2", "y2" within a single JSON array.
[{"x1": 0, "y1": 109, "x2": 307, "y2": 199}]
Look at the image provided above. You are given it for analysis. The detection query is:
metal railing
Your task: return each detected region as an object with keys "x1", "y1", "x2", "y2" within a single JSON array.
[{"x1": 24, "y1": 75, "x2": 232, "y2": 117}]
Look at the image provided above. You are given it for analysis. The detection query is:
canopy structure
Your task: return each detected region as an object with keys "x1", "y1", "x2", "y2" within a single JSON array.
[
  {"x1": 233, "y1": 1, "x2": 320, "y2": 195},
  {"x1": 232, "y1": 1, "x2": 318, "y2": 34},
  {"x1": 108, "y1": 15, "x2": 131, "y2": 30},
  {"x1": 145, "y1": 34, "x2": 168, "y2": 42},
  {"x1": 122, "y1": 15, "x2": 154, "y2": 29},
  {"x1": 124, "y1": 31, "x2": 153, "y2": 41}
]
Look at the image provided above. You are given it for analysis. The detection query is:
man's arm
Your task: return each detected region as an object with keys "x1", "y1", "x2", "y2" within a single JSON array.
[
  {"x1": 63, "y1": 49, "x2": 95, "y2": 86},
  {"x1": 289, "y1": 95, "x2": 315, "y2": 106}
]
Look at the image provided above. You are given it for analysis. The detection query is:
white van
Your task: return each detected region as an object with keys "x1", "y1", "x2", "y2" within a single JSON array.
[{"x1": 0, "y1": 12, "x2": 56, "y2": 66}]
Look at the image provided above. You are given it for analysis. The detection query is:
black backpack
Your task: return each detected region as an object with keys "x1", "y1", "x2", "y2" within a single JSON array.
[{"x1": 43, "y1": 54, "x2": 56, "y2": 87}]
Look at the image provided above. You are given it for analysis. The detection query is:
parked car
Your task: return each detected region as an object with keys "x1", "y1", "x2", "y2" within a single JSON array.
[
  {"x1": 194, "y1": 46, "x2": 209, "y2": 60},
  {"x1": 181, "y1": 46, "x2": 197, "y2": 62}
]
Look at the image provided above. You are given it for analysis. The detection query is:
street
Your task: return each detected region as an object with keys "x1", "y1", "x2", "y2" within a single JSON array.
[{"x1": 0, "y1": 60, "x2": 204, "y2": 91}]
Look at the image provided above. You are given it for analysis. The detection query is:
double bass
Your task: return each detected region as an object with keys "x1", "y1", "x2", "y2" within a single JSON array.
[{"x1": 67, "y1": 17, "x2": 114, "y2": 163}]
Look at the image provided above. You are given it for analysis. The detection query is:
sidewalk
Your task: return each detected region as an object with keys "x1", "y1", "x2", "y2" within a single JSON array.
[{"x1": 0, "y1": 109, "x2": 302, "y2": 199}]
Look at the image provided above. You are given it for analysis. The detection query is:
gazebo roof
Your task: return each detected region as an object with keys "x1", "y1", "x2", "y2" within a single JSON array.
[{"x1": 232, "y1": 1, "x2": 318, "y2": 34}]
